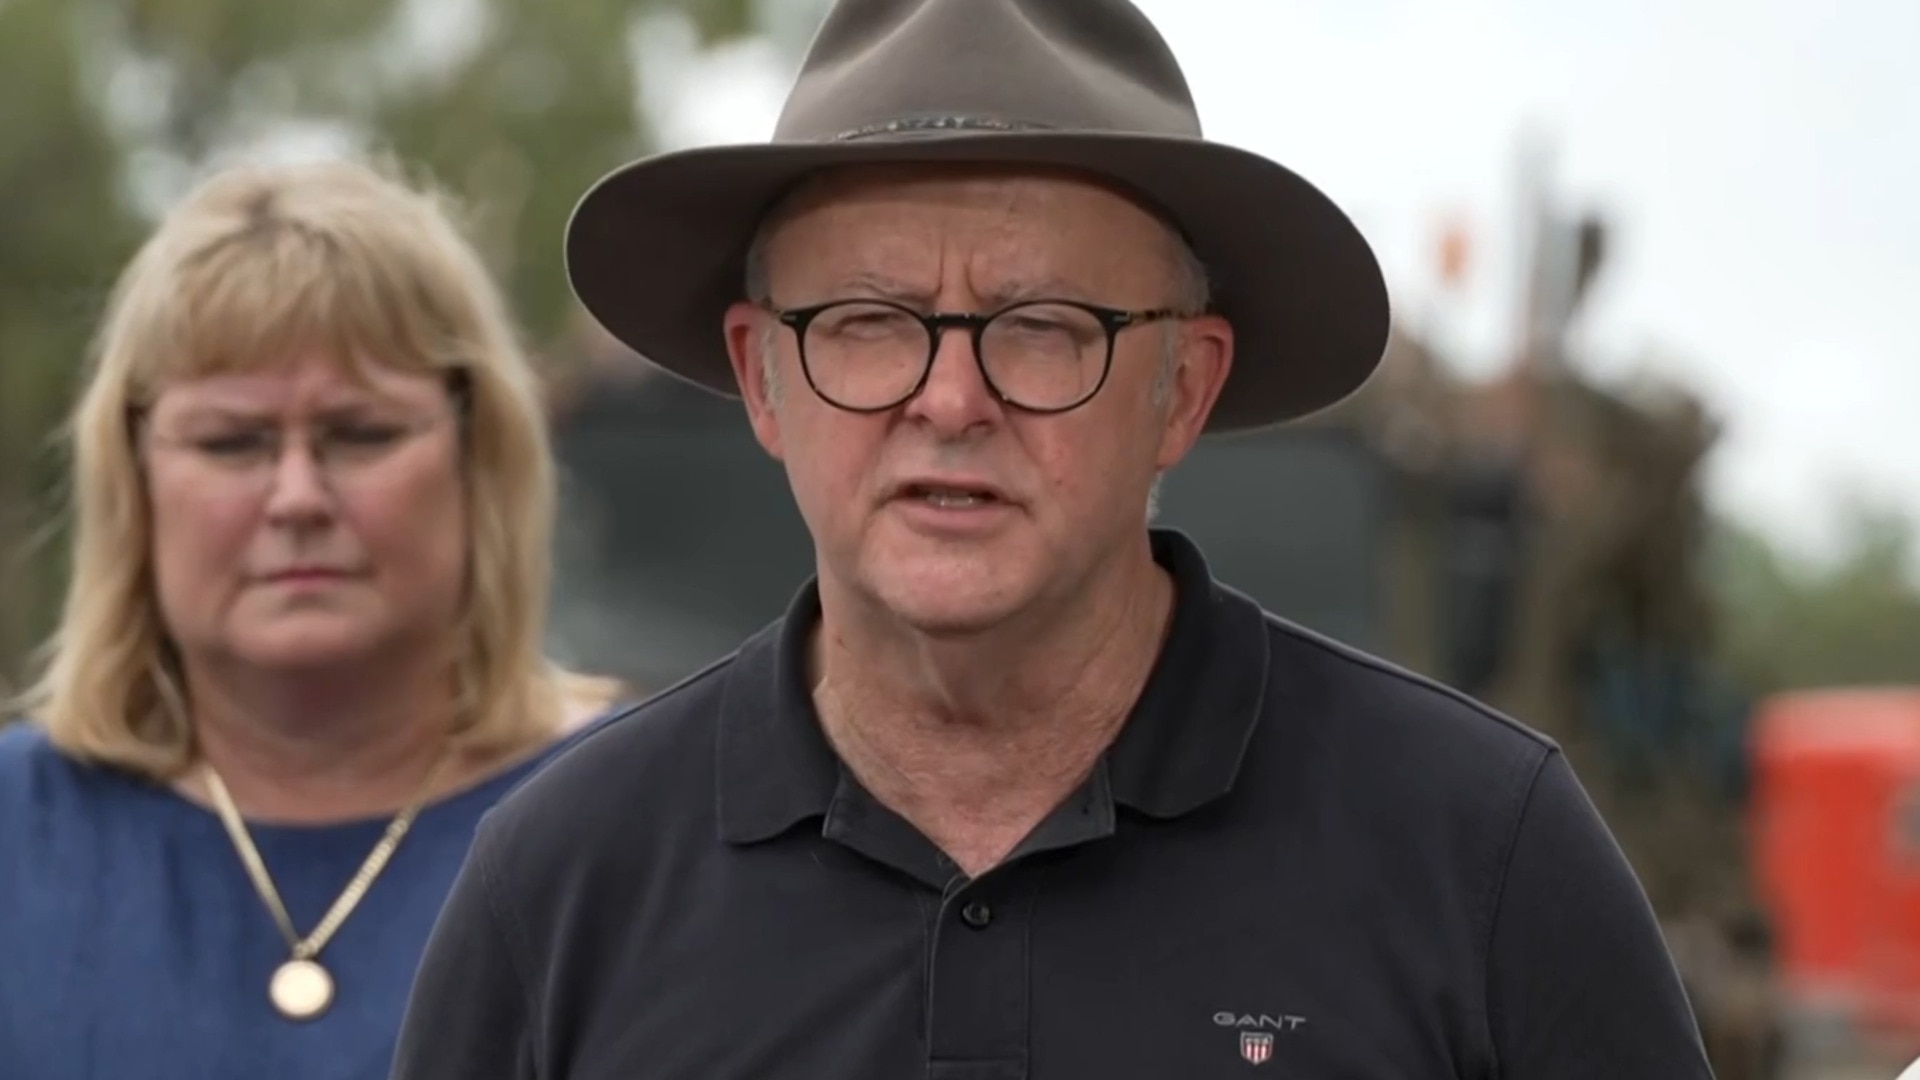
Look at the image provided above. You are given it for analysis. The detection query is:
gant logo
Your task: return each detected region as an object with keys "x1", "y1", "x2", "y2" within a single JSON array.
[
  {"x1": 1213, "y1": 1011, "x2": 1308, "y2": 1030},
  {"x1": 1213, "y1": 1011, "x2": 1307, "y2": 1066}
]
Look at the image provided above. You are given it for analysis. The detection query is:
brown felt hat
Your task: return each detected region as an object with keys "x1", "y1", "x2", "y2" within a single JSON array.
[{"x1": 564, "y1": 0, "x2": 1391, "y2": 431}]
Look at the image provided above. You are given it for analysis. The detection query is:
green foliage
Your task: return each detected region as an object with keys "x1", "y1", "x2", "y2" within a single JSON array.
[
  {"x1": 105, "y1": 0, "x2": 772, "y2": 343},
  {"x1": 0, "y1": 0, "x2": 147, "y2": 675},
  {"x1": 1707, "y1": 495, "x2": 1920, "y2": 695}
]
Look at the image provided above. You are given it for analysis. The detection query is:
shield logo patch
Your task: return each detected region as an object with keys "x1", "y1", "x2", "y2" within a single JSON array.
[{"x1": 1240, "y1": 1030, "x2": 1274, "y2": 1064}]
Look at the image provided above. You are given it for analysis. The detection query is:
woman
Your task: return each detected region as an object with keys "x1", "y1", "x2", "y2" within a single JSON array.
[{"x1": 0, "y1": 157, "x2": 627, "y2": 1077}]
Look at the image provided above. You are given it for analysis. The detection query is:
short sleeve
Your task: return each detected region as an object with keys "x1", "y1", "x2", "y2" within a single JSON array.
[
  {"x1": 390, "y1": 817, "x2": 539, "y2": 1080},
  {"x1": 1484, "y1": 750, "x2": 1716, "y2": 1080}
]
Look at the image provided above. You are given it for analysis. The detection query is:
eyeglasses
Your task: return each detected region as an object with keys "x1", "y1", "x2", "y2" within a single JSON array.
[
  {"x1": 770, "y1": 298, "x2": 1186, "y2": 414},
  {"x1": 140, "y1": 413, "x2": 452, "y2": 491}
]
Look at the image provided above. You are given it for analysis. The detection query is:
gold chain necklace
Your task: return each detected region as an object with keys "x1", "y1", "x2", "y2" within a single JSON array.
[{"x1": 201, "y1": 747, "x2": 454, "y2": 1022}]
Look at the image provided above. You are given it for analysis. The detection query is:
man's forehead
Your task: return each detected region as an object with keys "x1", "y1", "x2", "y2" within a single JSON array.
[{"x1": 758, "y1": 164, "x2": 1177, "y2": 291}]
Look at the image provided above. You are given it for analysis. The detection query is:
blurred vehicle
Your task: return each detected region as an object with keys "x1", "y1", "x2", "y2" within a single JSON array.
[{"x1": 1751, "y1": 688, "x2": 1920, "y2": 1065}]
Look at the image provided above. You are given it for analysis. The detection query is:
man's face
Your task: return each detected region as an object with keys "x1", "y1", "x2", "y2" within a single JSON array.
[{"x1": 724, "y1": 165, "x2": 1232, "y2": 636}]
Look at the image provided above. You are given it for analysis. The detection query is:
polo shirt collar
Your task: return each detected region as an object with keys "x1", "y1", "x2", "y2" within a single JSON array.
[{"x1": 715, "y1": 528, "x2": 1272, "y2": 844}]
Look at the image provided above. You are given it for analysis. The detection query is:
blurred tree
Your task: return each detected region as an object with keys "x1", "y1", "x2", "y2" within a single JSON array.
[
  {"x1": 0, "y1": 0, "x2": 821, "y2": 688},
  {"x1": 1707, "y1": 494, "x2": 1920, "y2": 695},
  {"x1": 108, "y1": 0, "x2": 778, "y2": 346},
  {"x1": 0, "y1": 0, "x2": 147, "y2": 685}
]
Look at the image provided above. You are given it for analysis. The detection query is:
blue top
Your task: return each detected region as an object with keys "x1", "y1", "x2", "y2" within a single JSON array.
[{"x1": 0, "y1": 721, "x2": 562, "y2": 1080}]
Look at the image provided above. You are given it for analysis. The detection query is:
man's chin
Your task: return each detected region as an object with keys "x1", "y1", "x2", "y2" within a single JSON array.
[{"x1": 869, "y1": 581, "x2": 1032, "y2": 641}]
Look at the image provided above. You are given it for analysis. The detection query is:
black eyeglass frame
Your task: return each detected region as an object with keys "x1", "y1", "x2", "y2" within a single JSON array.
[{"x1": 768, "y1": 297, "x2": 1187, "y2": 414}]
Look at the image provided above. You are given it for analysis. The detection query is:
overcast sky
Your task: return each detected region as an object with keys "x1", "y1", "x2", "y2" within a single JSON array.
[{"x1": 640, "y1": 0, "x2": 1917, "y2": 562}]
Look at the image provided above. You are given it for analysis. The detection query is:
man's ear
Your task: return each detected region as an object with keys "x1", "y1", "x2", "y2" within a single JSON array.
[
  {"x1": 1154, "y1": 314, "x2": 1233, "y2": 472},
  {"x1": 722, "y1": 300, "x2": 785, "y2": 461}
]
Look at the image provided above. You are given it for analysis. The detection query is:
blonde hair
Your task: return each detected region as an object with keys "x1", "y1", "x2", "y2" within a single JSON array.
[{"x1": 17, "y1": 156, "x2": 623, "y2": 780}]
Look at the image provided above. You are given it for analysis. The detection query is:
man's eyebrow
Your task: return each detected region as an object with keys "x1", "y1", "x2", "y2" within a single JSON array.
[
  {"x1": 802, "y1": 273, "x2": 1097, "y2": 308},
  {"x1": 978, "y1": 277, "x2": 1091, "y2": 305},
  {"x1": 830, "y1": 271, "x2": 936, "y2": 305}
]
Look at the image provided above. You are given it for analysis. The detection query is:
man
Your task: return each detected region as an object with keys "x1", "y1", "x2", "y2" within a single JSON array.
[{"x1": 394, "y1": 1, "x2": 1716, "y2": 1077}]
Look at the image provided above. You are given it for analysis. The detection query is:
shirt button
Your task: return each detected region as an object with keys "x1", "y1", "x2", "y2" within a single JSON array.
[{"x1": 960, "y1": 900, "x2": 993, "y2": 929}]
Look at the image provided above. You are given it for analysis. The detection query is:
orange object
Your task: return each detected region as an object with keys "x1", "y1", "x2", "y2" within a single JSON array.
[
  {"x1": 1436, "y1": 217, "x2": 1471, "y2": 290},
  {"x1": 1750, "y1": 689, "x2": 1920, "y2": 1038}
]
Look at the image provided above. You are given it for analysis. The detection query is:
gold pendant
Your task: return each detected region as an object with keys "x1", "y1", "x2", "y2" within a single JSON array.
[{"x1": 269, "y1": 957, "x2": 334, "y2": 1021}]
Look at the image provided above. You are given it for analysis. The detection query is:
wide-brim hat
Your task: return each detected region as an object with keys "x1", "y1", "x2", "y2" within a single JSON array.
[{"x1": 565, "y1": 0, "x2": 1391, "y2": 432}]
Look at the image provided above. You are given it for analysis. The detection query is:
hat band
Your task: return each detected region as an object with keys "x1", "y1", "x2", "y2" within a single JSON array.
[{"x1": 832, "y1": 114, "x2": 1058, "y2": 142}]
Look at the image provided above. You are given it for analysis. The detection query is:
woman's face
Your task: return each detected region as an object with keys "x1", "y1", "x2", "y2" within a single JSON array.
[{"x1": 142, "y1": 348, "x2": 467, "y2": 674}]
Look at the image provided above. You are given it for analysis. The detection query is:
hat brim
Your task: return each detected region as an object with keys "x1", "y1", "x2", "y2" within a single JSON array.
[{"x1": 564, "y1": 131, "x2": 1390, "y2": 432}]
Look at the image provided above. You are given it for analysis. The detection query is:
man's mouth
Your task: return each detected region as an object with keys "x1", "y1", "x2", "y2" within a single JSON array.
[{"x1": 901, "y1": 483, "x2": 1002, "y2": 509}]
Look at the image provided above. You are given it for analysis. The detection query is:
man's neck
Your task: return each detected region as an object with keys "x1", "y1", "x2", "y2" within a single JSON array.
[
  {"x1": 811, "y1": 542, "x2": 1175, "y2": 874},
  {"x1": 176, "y1": 656, "x2": 463, "y2": 825}
]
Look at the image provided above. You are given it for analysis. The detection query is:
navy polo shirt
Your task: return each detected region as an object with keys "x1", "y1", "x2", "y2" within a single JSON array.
[{"x1": 393, "y1": 529, "x2": 1713, "y2": 1079}]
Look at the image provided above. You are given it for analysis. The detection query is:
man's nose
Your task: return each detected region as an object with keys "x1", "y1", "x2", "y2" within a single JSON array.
[{"x1": 903, "y1": 325, "x2": 1001, "y2": 433}]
